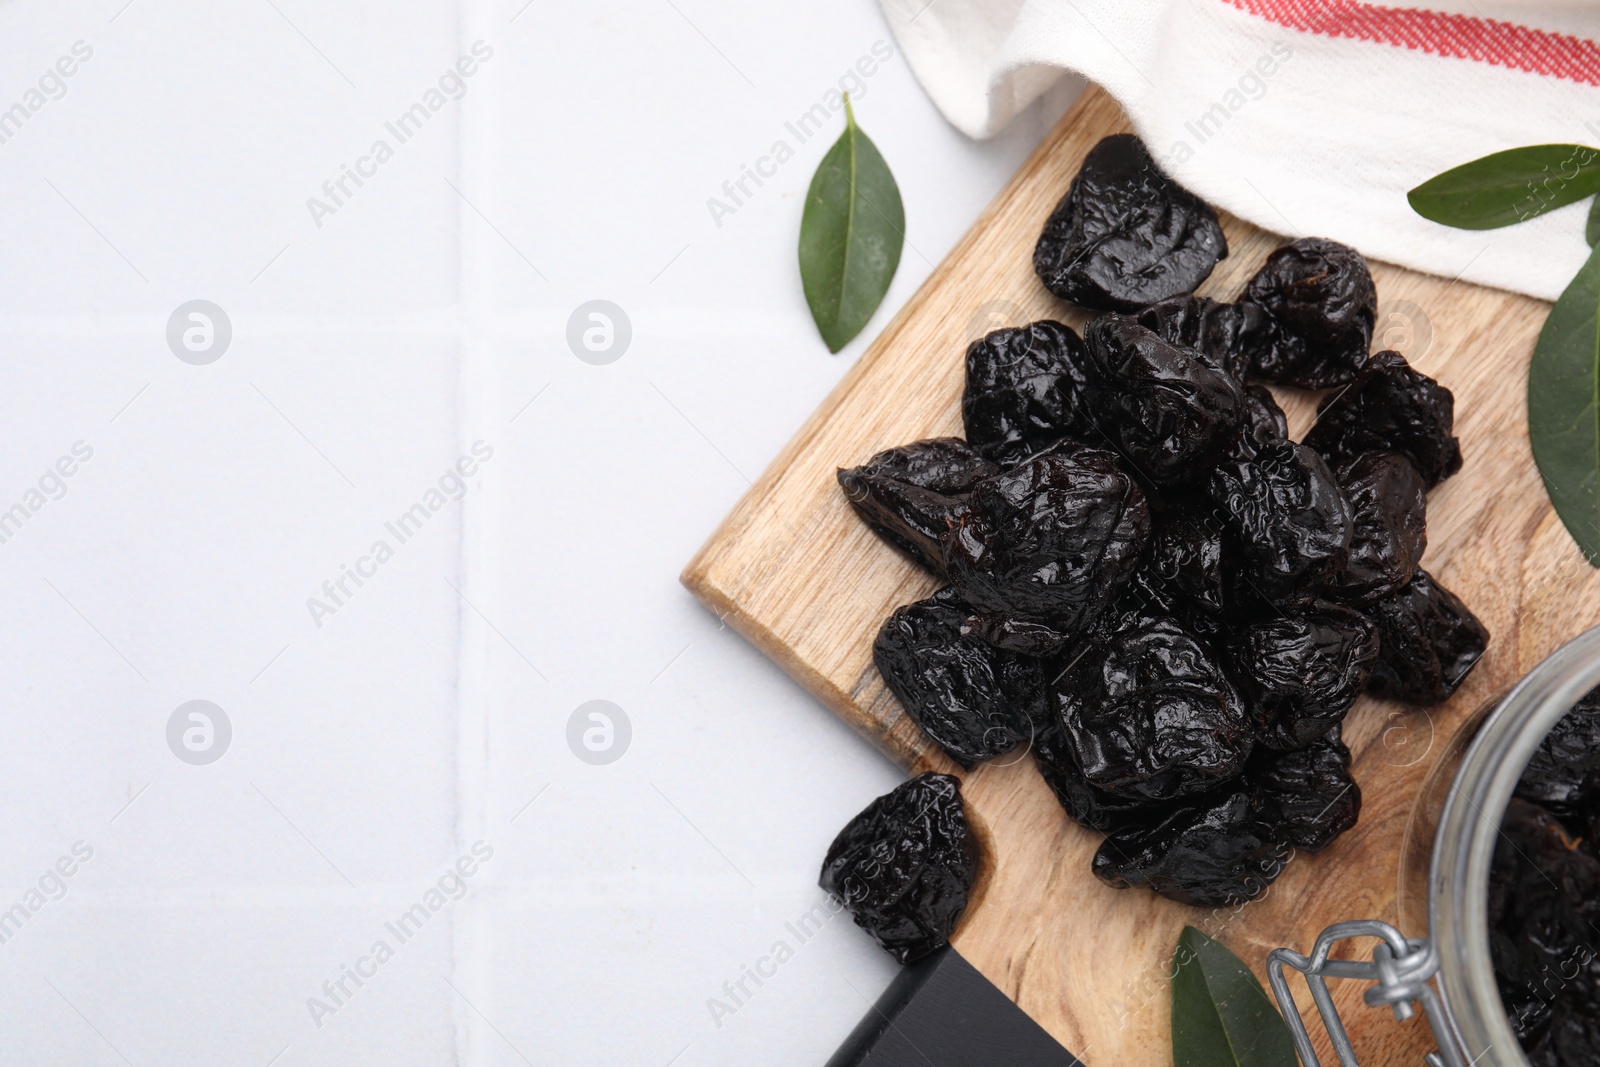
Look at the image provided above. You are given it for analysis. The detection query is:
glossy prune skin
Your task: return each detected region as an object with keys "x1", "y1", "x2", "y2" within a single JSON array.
[
  {"x1": 1241, "y1": 238, "x2": 1377, "y2": 388},
  {"x1": 1147, "y1": 496, "x2": 1227, "y2": 615},
  {"x1": 1135, "y1": 295, "x2": 1264, "y2": 383},
  {"x1": 1332, "y1": 452, "x2": 1428, "y2": 602},
  {"x1": 1303, "y1": 350, "x2": 1463, "y2": 488},
  {"x1": 945, "y1": 447, "x2": 1150, "y2": 654},
  {"x1": 874, "y1": 588, "x2": 1032, "y2": 768},
  {"x1": 1227, "y1": 604, "x2": 1379, "y2": 750},
  {"x1": 1513, "y1": 687, "x2": 1600, "y2": 820},
  {"x1": 819, "y1": 772, "x2": 978, "y2": 964},
  {"x1": 1489, "y1": 799, "x2": 1600, "y2": 1049},
  {"x1": 1248, "y1": 733, "x2": 1361, "y2": 851},
  {"x1": 962, "y1": 321, "x2": 1089, "y2": 466},
  {"x1": 1033, "y1": 714, "x2": 1170, "y2": 833},
  {"x1": 1238, "y1": 384, "x2": 1289, "y2": 456},
  {"x1": 1208, "y1": 440, "x2": 1352, "y2": 602},
  {"x1": 1033, "y1": 134, "x2": 1227, "y2": 312},
  {"x1": 1081, "y1": 316, "x2": 1245, "y2": 484},
  {"x1": 1054, "y1": 611, "x2": 1253, "y2": 800},
  {"x1": 1092, "y1": 788, "x2": 1288, "y2": 906},
  {"x1": 1365, "y1": 568, "x2": 1489, "y2": 705},
  {"x1": 838, "y1": 438, "x2": 999, "y2": 573}
]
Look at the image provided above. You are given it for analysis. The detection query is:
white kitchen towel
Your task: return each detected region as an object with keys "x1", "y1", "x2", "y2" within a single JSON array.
[{"x1": 881, "y1": 0, "x2": 1600, "y2": 301}]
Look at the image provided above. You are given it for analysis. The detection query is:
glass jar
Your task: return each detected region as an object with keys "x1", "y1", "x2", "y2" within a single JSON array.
[{"x1": 1269, "y1": 624, "x2": 1600, "y2": 1067}]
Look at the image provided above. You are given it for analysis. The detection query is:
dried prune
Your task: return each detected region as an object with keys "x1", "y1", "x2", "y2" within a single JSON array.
[
  {"x1": 962, "y1": 321, "x2": 1089, "y2": 465},
  {"x1": 1227, "y1": 604, "x2": 1379, "y2": 750},
  {"x1": 1208, "y1": 440, "x2": 1351, "y2": 601},
  {"x1": 1054, "y1": 611, "x2": 1253, "y2": 800},
  {"x1": 1365, "y1": 568, "x2": 1489, "y2": 704},
  {"x1": 1489, "y1": 799, "x2": 1600, "y2": 1049},
  {"x1": 1332, "y1": 452, "x2": 1427, "y2": 601},
  {"x1": 1248, "y1": 733, "x2": 1360, "y2": 851},
  {"x1": 945, "y1": 447, "x2": 1150, "y2": 653},
  {"x1": 1081, "y1": 316, "x2": 1245, "y2": 484},
  {"x1": 1303, "y1": 350, "x2": 1463, "y2": 488},
  {"x1": 1135, "y1": 295, "x2": 1264, "y2": 383},
  {"x1": 1147, "y1": 496, "x2": 1227, "y2": 615},
  {"x1": 1239, "y1": 384, "x2": 1289, "y2": 455},
  {"x1": 838, "y1": 438, "x2": 999, "y2": 573},
  {"x1": 1033, "y1": 134, "x2": 1227, "y2": 312},
  {"x1": 1033, "y1": 714, "x2": 1170, "y2": 833},
  {"x1": 1092, "y1": 788, "x2": 1288, "y2": 906},
  {"x1": 1513, "y1": 686, "x2": 1600, "y2": 820},
  {"x1": 819, "y1": 772, "x2": 978, "y2": 964},
  {"x1": 874, "y1": 588, "x2": 1031, "y2": 768},
  {"x1": 1241, "y1": 238, "x2": 1376, "y2": 388}
]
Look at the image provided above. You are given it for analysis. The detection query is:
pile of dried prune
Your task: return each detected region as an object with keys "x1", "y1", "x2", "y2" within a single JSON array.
[
  {"x1": 1493, "y1": 689, "x2": 1600, "y2": 1063},
  {"x1": 822, "y1": 134, "x2": 1488, "y2": 946}
]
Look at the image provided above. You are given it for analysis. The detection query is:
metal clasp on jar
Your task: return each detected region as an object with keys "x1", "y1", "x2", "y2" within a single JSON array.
[{"x1": 1267, "y1": 919, "x2": 1462, "y2": 1067}]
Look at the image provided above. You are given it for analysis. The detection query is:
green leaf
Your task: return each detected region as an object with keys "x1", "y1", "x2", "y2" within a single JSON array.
[
  {"x1": 1171, "y1": 926, "x2": 1298, "y2": 1067},
  {"x1": 1587, "y1": 197, "x2": 1600, "y2": 247},
  {"x1": 1407, "y1": 144, "x2": 1600, "y2": 230},
  {"x1": 1530, "y1": 244, "x2": 1600, "y2": 565},
  {"x1": 799, "y1": 95, "x2": 904, "y2": 353}
]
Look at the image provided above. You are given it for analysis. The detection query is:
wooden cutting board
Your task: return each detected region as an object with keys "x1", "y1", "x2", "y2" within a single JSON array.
[{"x1": 682, "y1": 85, "x2": 1600, "y2": 1065}]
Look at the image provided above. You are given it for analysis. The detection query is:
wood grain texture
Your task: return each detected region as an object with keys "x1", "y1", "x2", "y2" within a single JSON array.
[{"x1": 682, "y1": 86, "x2": 1600, "y2": 1065}]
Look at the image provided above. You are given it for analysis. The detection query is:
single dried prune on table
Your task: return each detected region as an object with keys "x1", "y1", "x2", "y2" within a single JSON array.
[
  {"x1": 838, "y1": 438, "x2": 999, "y2": 573},
  {"x1": 1208, "y1": 440, "x2": 1352, "y2": 602},
  {"x1": 1054, "y1": 611, "x2": 1253, "y2": 800},
  {"x1": 1241, "y1": 238, "x2": 1377, "y2": 388},
  {"x1": 874, "y1": 587, "x2": 1032, "y2": 768},
  {"x1": 1332, "y1": 452, "x2": 1427, "y2": 602},
  {"x1": 1033, "y1": 133, "x2": 1227, "y2": 312},
  {"x1": 1147, "y1": 496, "x2": 1227, "y2": 615},
  {"x1": 819, "y1": 772, "x2": 978, "y2": 964},
  {"x1": 1248, "y1": 732, "x2": 1361, "y2": 851},
  {"x1": 1513, "y1": 685, "x2": 1600, "y2": 820},
  {"x1": 945, "y1": 447, "x2": 1150, "y2": 653},
  {"x1": 1135, "y1": 295, "x2": 1265, "y2": 383},
  {"x1": 1033, "y1": 714, "x2": 1170, "y2": 833},
  {"x1": 1227, "y1": 604, "x2": 1379, "y2": 749},
  {"x1": 1081, "y1": 316, "x2": 1245, "y2": 484},
  {"x1": 1092, "y1": 787, "x2": 1288, "y2": 906},
  {"x1": 962, "y1": 321, "x2": 1090, "y2": 465},
  {"x1": 1303, "y1": 350, "x2": 1463, "y2": 488},
  {"x1": 1365, "y1": 568, "x2": 1489, "y2": 704}
]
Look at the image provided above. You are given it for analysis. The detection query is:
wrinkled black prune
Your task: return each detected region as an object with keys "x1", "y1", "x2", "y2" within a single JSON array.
[
  {"x1": 1135, "y1": 295, "x2": 1264, "y2": 383},
  {"x1": 874, "y1": 588, "x2": 1033, "y2": 768},
  {"x1": 1092, "y1": 788, "x2": 1288, "y2": 906},
  {"x1": 1248, "y1": 732, "x2": 1361, "y2": 851},
  {"x1": 1303, "y1": 350, "x2": 1463, "y2": 488},
  {"x1": 1365, "y1": 568, "x2": 1489, "y2": 704},
  {"x1": 1332, "y1": 452, "x2": 1427, "y2": 602},
  {"x1": 1227, "y1": 604, "x2": 1379, "y2": 749},
  {"x1": 1054, "y1": 611, "x2": 1253, "y2": 800},
  {"x1": 1238, "y1": 384, "x2": 1289, "y2": 456},
  {"x1": 962, "y1": 321, "x2": 1090, "y2": 465},
  {"x1": 1081, "y1": 316, "x2": 1245, "y2": 484},
  {"x1": 1147, "y1": 496, "x2": 1227, "y2": 615},
  {"x1": 1489, "y1": 799, "x2": 1600, "y2": 1048},
  {"x1": 1208, "y1": 440, "x2": 1351, "y2": 601},
  {"x1": 1513, "y1": 686, "x2": 1600, "y2": 820},
  {"x1": 1033, "y1": 134, "x2": 1227, "y2": 312},
  {"x1": 945, "y1": 447, "x2": 1150, "y2": 654},
  {"x1": 1033, "y1": 714, "x2": 1170, "y2": 833},
  {"x1": 1241, "y1": 238, "x2": 1376, "y2": 388},
  {"x1": 838, "y1": 438, "x2": 999, "y2": 573},
  {"x1": 819, "y1": 772, "x2": 978, "y2": 964}
]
